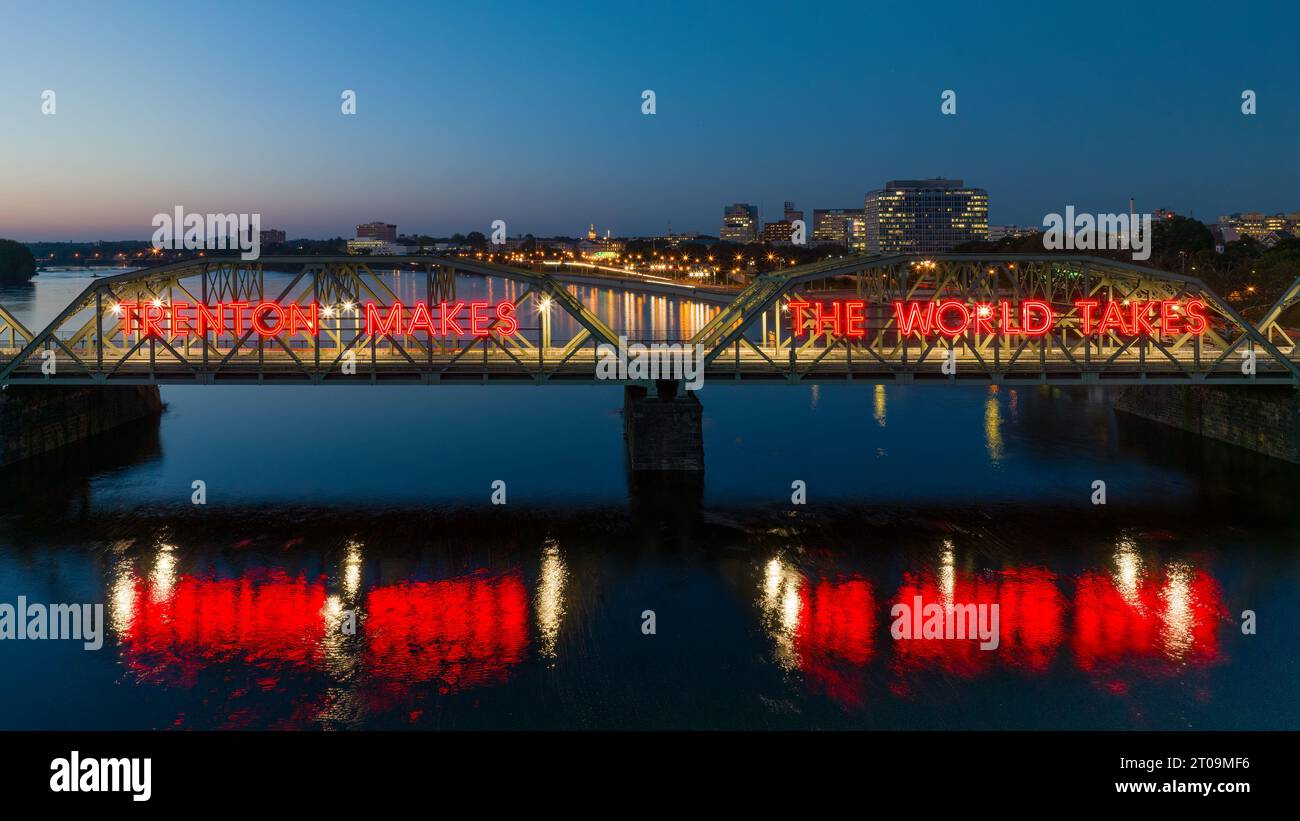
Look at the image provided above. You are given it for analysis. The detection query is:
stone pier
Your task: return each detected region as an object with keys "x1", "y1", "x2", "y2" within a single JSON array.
[
  {"x1": 1112, "y1": 384, "x2": 1300, "y2": 464},
  {"x1": 0, "y1": 385, "x2": 164, "y2": 468},
  {"x1": 623, "y1": 381, "x2": 704, "y2": 472}
]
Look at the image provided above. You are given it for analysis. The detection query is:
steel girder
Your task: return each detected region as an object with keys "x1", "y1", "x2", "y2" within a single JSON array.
[{"x1": 1, "y1": 253, "x2": 1297, "y2": 387}]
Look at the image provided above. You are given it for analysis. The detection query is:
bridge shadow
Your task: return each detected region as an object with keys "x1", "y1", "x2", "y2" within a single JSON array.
[
  {"x1": 1111, "y1": 407, "x2": 1300, "y2": 519},
  {"x1": 627, "y1": 470, "x2": 705, "y2": 535},
  {"x1": 0, "y1": 411, "x2": 163, "y2": 520}
]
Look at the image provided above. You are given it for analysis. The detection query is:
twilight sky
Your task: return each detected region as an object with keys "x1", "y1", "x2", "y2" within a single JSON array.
[{"x1": 1, "y1": 0, "x2": 1296, "y2": 241}]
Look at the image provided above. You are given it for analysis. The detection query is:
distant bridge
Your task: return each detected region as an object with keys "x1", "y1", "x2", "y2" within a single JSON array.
[{"x1": 1, "y1": 253, "x2": 1298, "y2": 387}]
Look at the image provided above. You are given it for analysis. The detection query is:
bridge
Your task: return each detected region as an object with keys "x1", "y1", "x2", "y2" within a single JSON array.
[{"x1": 1, "y1": 253, "x2": 1298, "y2": 387}]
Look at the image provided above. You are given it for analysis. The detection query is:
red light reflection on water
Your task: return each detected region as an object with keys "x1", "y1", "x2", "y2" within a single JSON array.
[
  {"x1": 792, "y1": 579, "x2": 877, "y2": 708},
  {"x1": 887, "y1": 566, "x2": 1065, "y2": 693},
  {"x1": 362, "y1": 574, "x2": 529, "y2": 693},
  {"x1": 1072, "y1": 565, "x2": 1226, "y2": 675},
  {"x1": 114, "y1": 560, "x2": 530, "y2": 726},
  {"x1": 118, "y1": 569, "x2": 328, "y2": 687},
  {"x1": 762, "y1": 552, "x2": 1226, "y2": 709}
]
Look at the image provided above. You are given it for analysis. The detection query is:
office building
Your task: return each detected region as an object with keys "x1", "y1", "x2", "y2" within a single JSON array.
[
  {"x1": 357, "y1": 222, "x2": 398, "y2": 242},
  {"x1": 812, "y1": 208, "x2": 866, "y2": 249},
  {"x1": 762, "y1": 220, "x2": 794, "y2": 244},
  {"x1": 346, "y1": 238, "x2": 407, "y2": 255},
  {"x1": 1218, "y1": 212, "x2": 1299, "y2": 242},
  {"x1": 720, "y1": 203, "x2": 759, "y2": 243},
  {"x1": 863, "y1": 179, "x2": 989, "y2": 253}
]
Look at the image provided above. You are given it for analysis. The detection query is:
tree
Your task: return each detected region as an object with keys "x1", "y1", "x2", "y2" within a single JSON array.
[
  {"x1": 1253, "y1": 239, "x2": 1300, "y2": 297},
  {"x1": 951, "y1": 232, "x2": 1047, "y2": 254},
  {"x1": 1152, "y1": 215, "x2": 1214, "y2": 256},
  {"x1": 0, "y1": 239, "x2": 36, "y2": 284}
]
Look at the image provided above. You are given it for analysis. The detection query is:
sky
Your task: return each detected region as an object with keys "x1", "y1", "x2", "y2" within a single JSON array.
[{"x1": 0, "y1": 0, "x2": 1297, "y2": 241}]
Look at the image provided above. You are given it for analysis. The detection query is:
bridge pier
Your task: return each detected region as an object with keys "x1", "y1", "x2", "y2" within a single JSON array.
[
  {"x1": 623, "y1": 381, "x2": 704, "y2": 472},
  {"x1": 0, "y1": 385, "x2": 163, "y2": 468},
  {"x1": 1113, "y1": 384, "x2": 1300, "y2": 464}
]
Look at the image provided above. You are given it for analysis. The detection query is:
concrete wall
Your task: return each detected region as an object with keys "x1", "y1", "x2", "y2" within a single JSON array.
[
  {"x1": 623, "y1": 383, "x2": 704, "y2": 471},
  {"x1": 0, "y1": 385, "x2": 164, "y2": 468},
  {"x1": 1112, "y1": 384, "x2": 1300, "y2": 464}
]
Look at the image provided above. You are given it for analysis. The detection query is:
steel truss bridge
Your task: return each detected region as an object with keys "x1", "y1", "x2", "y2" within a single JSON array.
[{"x1": 1, "y1": 254, "x2": 1298, "y2": 387}]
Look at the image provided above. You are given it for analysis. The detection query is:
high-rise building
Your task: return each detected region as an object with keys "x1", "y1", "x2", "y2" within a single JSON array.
[
  {"x1": 862, "y1": 179, "x2": 988, "y2": 253},
  {"x1": 259, "y1": 229, "x2": 286, "y2": 245},
  {"x1": 783, "y1": 201, "x2": 804, "y2": 224},
  {"x1": 845, "y1": 212, "x2": 867, "y2": 251},
  {"x1": 357, "y1": 221, "x2": 398, "y2": 241},
  {"x1": 762, "y1": 220, "x2": 794, "y2": 244},
  {"x1": 812, "y1": 208, "x2": 865, "y2": 248},
  {"x1": 720, "y1": 203, "x2": 759, "y2": 243}
]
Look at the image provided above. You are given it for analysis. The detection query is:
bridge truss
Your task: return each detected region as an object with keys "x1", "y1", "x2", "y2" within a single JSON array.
[
  {"x1": 0, "y1": 256, "x2": 620, "y2": 386},
  {"x1": 691, "y1": 254, "x2": 1300, "y2": 385},
  {"x1": 0, "y1": 254, "x2": 1296, "y2": 386}
]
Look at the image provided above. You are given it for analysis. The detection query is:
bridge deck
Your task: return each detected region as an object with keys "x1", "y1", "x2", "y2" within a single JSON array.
[{"x1": 1, "y1": 343, "x2": 1292, "y2": 386}]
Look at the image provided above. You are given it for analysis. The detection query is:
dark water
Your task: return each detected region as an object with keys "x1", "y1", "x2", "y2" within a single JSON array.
[
  {"x1": 1, "y1": 271, "x2": 1299, "y2": 730},
  {"x1": 1, "y1": 382, "x2": 1298, "y2": 730}
]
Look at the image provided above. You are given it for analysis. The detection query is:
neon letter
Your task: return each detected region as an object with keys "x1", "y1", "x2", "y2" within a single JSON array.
[
  {"x1": 1021, "y1": 300, "x2": 1053, "y2": 336},
  {"x1": 1075, "y1": 299, "x2": 1100, "y2": 335},
  {"x1": 935, "y1": 300, "x2": 972, "y2": 337},
  {"x1": 495, "y1": 301, "x2": 518, "y2": 336},
  {"x1": 286, "y1": 303, "x2": 318, "y2": 336},
  {"x1": 365, "y1": 302, "x2": 405, "y2": 337},
  {"x1": 195, "y1": 303, "x2": 222, "y2": 336},
  {"x1": 441, "y1": 302, "x2": 466, "y2": 336},
  {"x1": 788, "y1": 300, "x2": 811, "y2": 337},
  {"x1": 252, "y1": 302, "x2": 285, "y2": 337},
  {"x1": 893, "y1": 301, "x2": 937, "y2": 336},
  {"x1": 470, "y1": 301, "x2": 491, "y2": 336}
]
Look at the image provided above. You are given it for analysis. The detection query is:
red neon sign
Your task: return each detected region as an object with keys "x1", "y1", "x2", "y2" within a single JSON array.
[
  {"x1": 787, "y1": 299, "x2": 1209, "y2": 338},
  {"x1": 115, "y1": 300, "x2": 519, "y2": 339}
]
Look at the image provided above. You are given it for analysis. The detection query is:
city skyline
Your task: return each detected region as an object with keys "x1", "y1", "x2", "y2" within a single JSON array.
[
  {"x1": 2, "y1": 1, "x2": 1297, "y2": 242},
  {"x1": 15, "y1": 193, "x2": 1300, "y2": 248}
]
